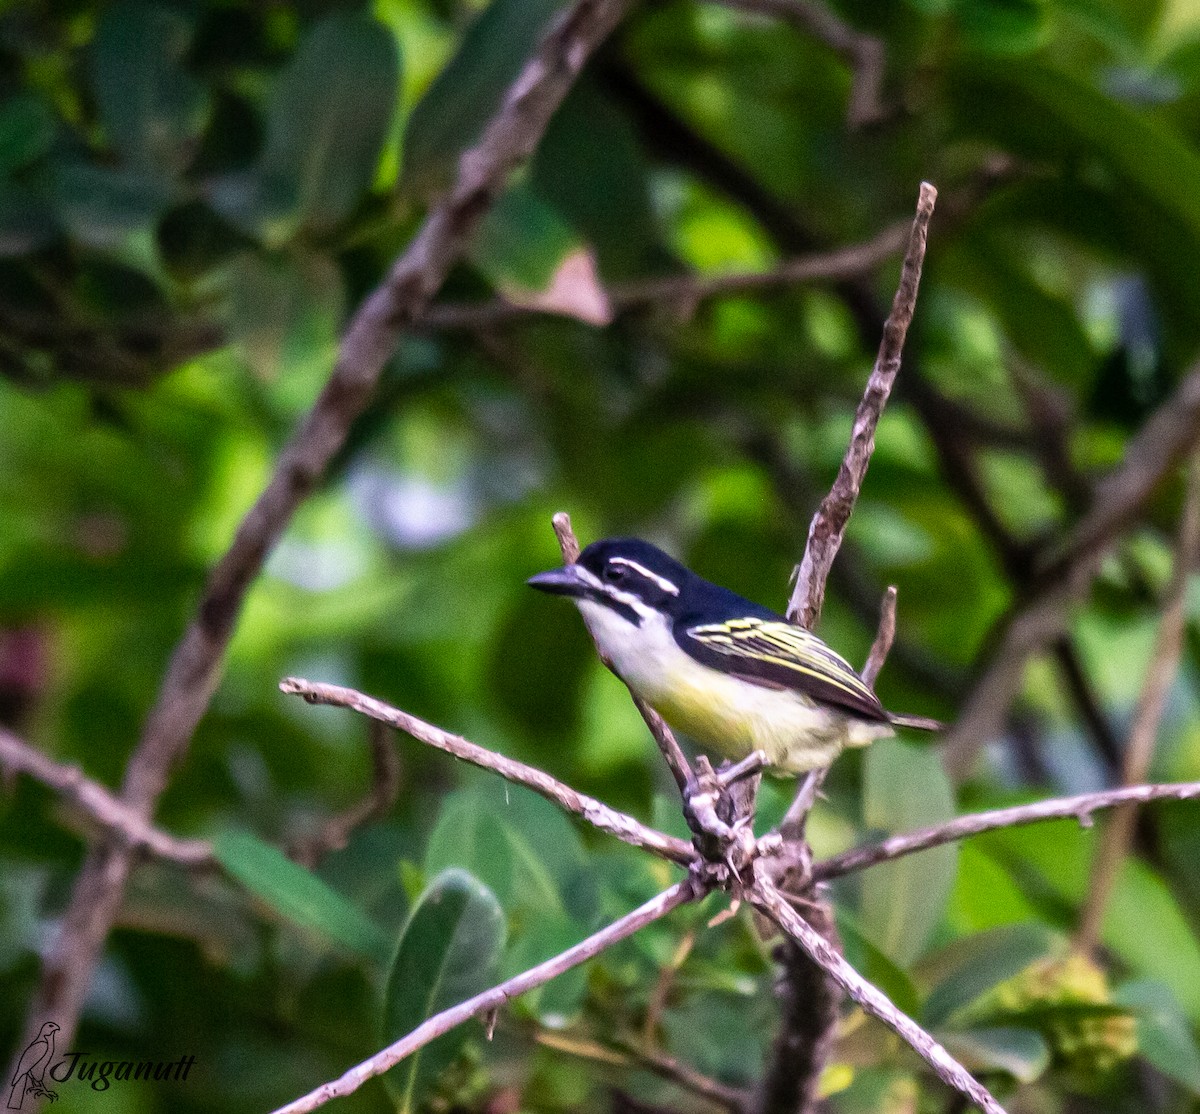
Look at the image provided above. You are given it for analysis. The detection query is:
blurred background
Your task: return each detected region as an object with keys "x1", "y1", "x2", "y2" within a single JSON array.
[{"x1": 4, "y1": 0, "x2": 1200, "y2": 1110}]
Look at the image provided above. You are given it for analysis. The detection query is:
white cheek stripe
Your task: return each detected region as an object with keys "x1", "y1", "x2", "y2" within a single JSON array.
[
  {"x1": 609, "y1": 557, "x2": 680, "y2": 596},
  {"x1": 607, "y1": 587, "x2": 656, "y2": 619}
]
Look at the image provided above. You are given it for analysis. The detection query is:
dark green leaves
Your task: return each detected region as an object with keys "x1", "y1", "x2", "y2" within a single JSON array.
[
  {"x1": 212, "y1": 11, "x2": 400, "y2": 243},
  {"x1": 383, "y1": 869, "x2": 506, "y2": 1113},
  {"x1": 212, "y1": 829, "x2": 389, "y2": 960},
  {"x1": 401, "y1": 0, "x2": 564, "y2": 196},
  {"x1": 859, "y1": 739, "x2": 958, "y2": 965},
  {"x1": 90, "y1": 5, "x2": 208, "y2": 176}
]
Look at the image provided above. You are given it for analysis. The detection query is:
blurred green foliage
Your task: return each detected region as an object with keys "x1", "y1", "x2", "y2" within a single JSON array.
[{"x1": 4, "y1": 0, "x2": 1200, "y2": 1111}]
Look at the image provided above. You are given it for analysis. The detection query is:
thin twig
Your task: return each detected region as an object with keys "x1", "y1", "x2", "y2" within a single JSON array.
[
  {"x1": 812, "y1": 780, "x2": 1200, "y2": 883},
  {"x1": 422, "y1": 222, "x2": 909, "y2": 330},
  {"x1": 551, "y1": 512, "x2": 695, "y2": 794},
  {"x1": 1052, "y1": 637, "x2": 1122, "y2": 775},
  {"x1": 288, "y1": 720, "x2": 402, "y2": 868},
  {"x1": 750, "y1": 877, "x2": 1005, "y2": 1114},
  {"x1": 619, "y1": 1037, "x2": 751, "y2": 1114},
  {"x1": 717, "y1": 0, "x2": 888, "y2": 127},
  {"x1": 1075, "y1": 455, "x2": 1200, "y2": 953},
  {"x1": 642, "y1": 929, "x2": 696, "y2": 1044},
  {"x1": 944, "y1": 360, "x2": 1200, "y2": 779},
  {"x1": 0, "y1": 729, "x2": 213, "y2": 867},
  {"x1": 15, "y1": 0, "x2": 636, "y2": 1066},
  {"x1": 270, "y1": 881, "x2": 700, "y2": 1114},
  {"x1": 777, "y1": 583, "x2": 899, "y2": 841},
  {"x1": 279, "y1": 678, "x2": 695, "y2": 867},
  {"x1": 862, "y1": 586, "x2": 898, "y2": 689},
  {"x1": 787, "y1": 182, "x2": 936, "y2": 629}
]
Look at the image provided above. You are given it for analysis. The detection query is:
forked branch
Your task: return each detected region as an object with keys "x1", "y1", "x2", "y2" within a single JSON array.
[{"x1": 271, "y1": 881, "x2": 700, "y2": 1114}]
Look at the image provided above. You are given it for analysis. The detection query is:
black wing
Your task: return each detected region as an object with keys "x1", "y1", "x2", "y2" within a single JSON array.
[{"x1": 678, "y1": 616, "x2": 889, "y2": 722}]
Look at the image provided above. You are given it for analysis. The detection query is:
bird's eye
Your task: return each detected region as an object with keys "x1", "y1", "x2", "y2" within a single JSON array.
[{"x1": 603, "y1": 563, "x2": 626, "y2": 584}]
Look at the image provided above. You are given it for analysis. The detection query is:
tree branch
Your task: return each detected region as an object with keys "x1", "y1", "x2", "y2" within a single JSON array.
[
  {"x1": 279, "y1": 677, "x2": 695, "y2": 867},
  {"x1": 1075, "y1": 454, "x2": 1200, "y2": 953},
  {"x1": 288, "y1": 720, "x2": 402, "y2": 868},
  {"x1": 787, "y1": 181, "x2": 936, "y2": 629},
  {"x1": 0, "y1": 729, "x2": 213, "y2": 868},
  {"x1": 270, "y1": 880, "x2": 700, "y2": 1114},
  {"x1": 421, "y1": 221, "x2": 909, "y2": 330},
  {"x1": 812, "y1": 780, "x2": 1200, "y2": 883},
  {"x1": 941, "y1": 358, "x2": 1200, "y2": 780},
  {"x1": 861, "y1": 585, "x2": 898, "y2": 689},
  {"x1": 717, "y1": 0, "x2": 888, "y2": 127},
  {"x1": 536, "y1": 1026, "x2": 751, "y2": 1114},
  {"x1": 749, "y1": 877, "x2": 1005, "y2": 1114},
  {"x1": 15, "y1": 0, "x2": 636, "y2": 1072}
]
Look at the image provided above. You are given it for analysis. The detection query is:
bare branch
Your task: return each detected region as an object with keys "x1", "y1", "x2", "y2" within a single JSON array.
[
  {"x1": 422, "y1": 222, "x2": 909, "y2": 330},
  {"x1": 943, "y1": 360, "x2": 1200, "y2": 779},
  {"x1": 279, "y1": 678, "x2": 695, "y2": 867},
  {"x1": 0, "y1": 729, "x2": 213, "y2": 868},
  {"x1": 750, "y1": 878, "x2": 1005, "y2": 1114},
  {"x1": 619, "y1": 1038, "x2": 751, "y2": 1114},
  {"x1": 812, "y1": 780, "x2": 1200, "y2": 883},
  {"x1": 271, "y1": 881, "x2": 700, "y2": 1114},
  {"x1": 18, "y1": 0, "x2": 637, "y2": 1062},
  {"x1": 787, "y1": 182, "x2": 936, "y2": 629},
  {"x1": 534, "y1": 1025, "x2": 751, "y2": 1113},
  {"x1": 718, "y1": 0, "x2": 887, "y2": 128},
  {"x1": 553, "y1": 510, "x2": 582, "y2": 563},
  {"x1": 861, "y1": 585, "x2": 898, "y2": 689},
  {"x1": 289, "y1": 720, "x2": 402, "y2": 868},
  {"x1": 1075, "y1": 455, "x2": 1200, "y2": 953},
  {"x1": 551, "y1": 513, "x2": 695, "y2": 794},
  {"x1": 754, "y1": 918, "x2": 840, "y2": 1114}
]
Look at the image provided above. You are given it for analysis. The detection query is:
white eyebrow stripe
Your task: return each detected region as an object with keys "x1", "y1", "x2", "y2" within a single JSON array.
[{"x1": 610, "y1": 557, "x2": 680, "y2": 595}]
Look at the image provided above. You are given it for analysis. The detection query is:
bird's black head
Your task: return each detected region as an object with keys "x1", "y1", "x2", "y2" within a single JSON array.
[{"x1": 528, "y1": 537, "x2": 694, "y2": 624}]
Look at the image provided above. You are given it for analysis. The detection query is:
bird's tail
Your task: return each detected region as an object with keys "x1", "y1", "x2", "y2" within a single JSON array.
[{"x1": 887, "y1": 711, "x2": 944, "y2": 732}]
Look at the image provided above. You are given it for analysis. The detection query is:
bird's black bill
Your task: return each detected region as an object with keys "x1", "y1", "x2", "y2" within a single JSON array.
[{"x1": 527, "y1": 565, "x2": 589, "y2": 598}]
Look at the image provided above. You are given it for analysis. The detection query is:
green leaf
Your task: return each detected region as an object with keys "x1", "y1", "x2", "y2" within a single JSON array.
[
  {"x1": 90, "y1": 4, "x2": 208, "y2": 176},
  {"x1": 1103, "y1": 859, "x2": 1200, "y2": 1022},
  {"x1": 955, "y1": 0, "x2": 1048, "y2": 55},
  {"x1": 836, "y1": 909, "x2": 922, "y2": 1019},
  {"x1": 424, "y1": 780, "x2": 587, "y2": 919},
  {"x1": 224, "y1": 250, "x2": 344, "y2": 403},
  {"x1": 945, "y1": 229, "x2": 1096, "y2": 387},
  {"x1": 213, "y1": 11, "x2": 400, "y2": 242},
  {"x1": 471, "y1": 182, "x2": 610, "y2": 323},
  {"x1": 859, "y1": 738, "x2": 958, "y2": 965},
  {"x1": 383, "y1": 868, "x2": 506, "y2": 1112},
  {"x1": 212, "y1": 829, "x2": 389, "y2": 960},
  {"x1": 939, "y1": 1026, "x2": 1050, "y2": 1083},
  {"x1": 401, "y1": 0, "x2": 564, "y2": 197},
  {"x1": 0, "y1": 94, "x2": 57, "y2": 177},
  {"x1": 532, "y1": 77, "x2": 658, "y2": 280},
  {"x1": 952, "y1": 59, "x2": 1200, "y2": 241},
  {"x1": 502, "y1": 908, "x2": 588, "y2": 1023},
  {"x1": 1115, "y1": 979, "x2": 1200, "y2": 1094},
  {"x1": 920, "y1": 923, "x2": 1058, "y2": 1027}
]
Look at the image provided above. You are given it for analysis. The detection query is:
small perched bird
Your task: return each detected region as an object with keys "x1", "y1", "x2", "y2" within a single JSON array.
[{"x1": 529, "y1": 538, "x2": 940, "y2": 774}]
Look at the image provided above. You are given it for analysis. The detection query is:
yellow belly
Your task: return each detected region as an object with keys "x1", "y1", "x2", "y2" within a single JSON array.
[
  {"x1": 646, "y1": 658, "x2": 893, "y2": 775},
  {"x1": 576, "y1": 597, "x2": 893, "y2": 774}
]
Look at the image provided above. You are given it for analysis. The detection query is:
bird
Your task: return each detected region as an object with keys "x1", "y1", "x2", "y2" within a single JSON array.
[
  {"x1": 8, "y1": 1021, "x2": 58, "y2": 1109},
  {"x1": 528, "y1": 538, "x2": 940, "y2": 774}
]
